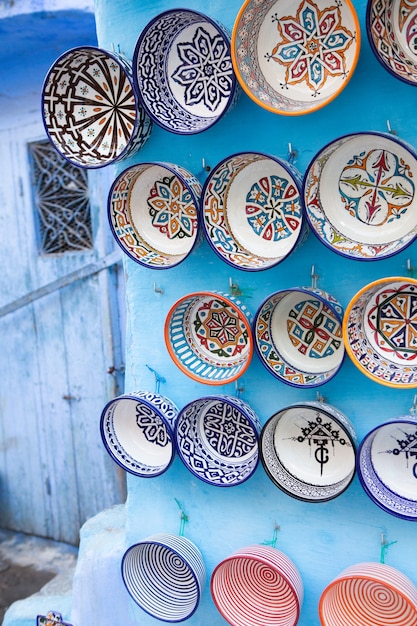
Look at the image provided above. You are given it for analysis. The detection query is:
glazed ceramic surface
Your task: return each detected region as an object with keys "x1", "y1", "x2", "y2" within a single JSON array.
[
  {"x1": 100, "y1": 391, "x2": 179, "y2": 477},
  {"x1": 108, "y1": 162, "x2": 202, "y2": 269},
  {"x1": 165, "y1": 291, "x2": 253, "y2": 384},
  {"x1": 343, "y1": 276, "x2": 417, "y2": 387},
  {"x1": 357, "y1": 416, "x2": 417, "y2": 520},
  {"x1": 304, "y1": 132, "x2": 417, "y2": 259},
  {"x1": 367, "y1": 0, "x2": 417, "y2": 85},
  {"x1": 133, "y1": 9, "x2": 239, "y2": 134},
  {"x1": 175, "y1": 395, "x2": 261, "y2": 487},
  {"x1": 319, "y1": 562, "x2": 417, "y2": 625},
  {"x1": 254, "y1": 287, "x2": 344, "y2": 387},
  {"x1": 42, "y1": 46, "x2": 152, "y2": 168},
  {"x1": 202, "y1": 152, "x2": 305, "y2": 270},
  {"x1": 231, "y1": 0, "x2": 360, "y2": 115},
  {"x1": 261, "y1": 402, "x2": 357, "y2": 502},
  {"x1": 211, "y1": 544, "x2": 303, "y2": 626},
  {"x1": 121, "y1": 533, "x2": 206, "y2": 622}
]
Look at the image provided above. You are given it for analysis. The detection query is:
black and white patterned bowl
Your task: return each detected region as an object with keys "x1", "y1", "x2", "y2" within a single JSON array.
[
  {"x1": 357, "y1": 416, "x2": 417, "y2": 521},
  {"x1": 175, "y1": 395, "x2": 261, "y2": 487},
  {"x1": 108, "y1": 162, "x2": 202, "y2": 269},
  {"x1": 260, "y1": 402, "x2": 357, "y2": 502},
  {"x1": 42, "y1": 46, "x2": 152, "y2": 168},
  {"x1": 121, "y1": 533, "x2": 206, "y2": 622},
  {"x1": 100, "y1": 391, "x2": 179, "y2": 477},
  {"x1": 133, "y1": 9, "x2": 239, "y2": 134},
  {"x1": 201, "y1": 152, "x2": 305, "y2": 271}
]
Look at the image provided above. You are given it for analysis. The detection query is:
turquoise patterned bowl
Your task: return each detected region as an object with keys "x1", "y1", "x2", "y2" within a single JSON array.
[
  {"x1": 108, "y1": 162, "x2": 202, "y2": 269},
  {"x1": 201, "y1": 152, "x2": 305, "y2": 271},
  {"x1": 254, "y1": 287, "x2": 345, "y2": 387}
]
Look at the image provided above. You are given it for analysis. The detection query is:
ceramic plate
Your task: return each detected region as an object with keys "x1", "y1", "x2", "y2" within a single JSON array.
[
  {"x1": 232, "y1": 0, "x2": 360, "y2": 115},
  {"x1": 304, "y1": 132, "x2": 417, "y2": 259}
]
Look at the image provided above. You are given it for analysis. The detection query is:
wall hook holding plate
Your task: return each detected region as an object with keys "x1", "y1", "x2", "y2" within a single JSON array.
[
  {"x1": 311, "y1": 265, "x2": 319, "y2": 289},
  {"x1": 288, "y1": 142, "x2": 298, "y2": 163},
  {"x1": 146, "y1": 364, "x2": 166, "y2": 393},
  {"x1": 386, "y1": 119, "x2": 397, "y2": 136}
]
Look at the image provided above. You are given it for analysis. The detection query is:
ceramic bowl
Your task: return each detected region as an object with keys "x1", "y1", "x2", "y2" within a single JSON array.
[
  {"x1": 175, "y1": 395, "x2": 261, "y2": 487},
  {"x1": 133, "y1": 9, "x2": 239, "y2": 134},
  {"x1": 319, "y1": 562, "x2": 417, "y2": 625},
  {"x1": 122, "y1": 533, "x2": 206, "y2": 622},
  {"x1": 367, "y1": 0, "x2": 417, "y2": 86},
  {"x1": 201, "y1": 152, "x2": 305, "y2": 271},
  {"x1": 211, "y1": 545, "x2": 303, "y2": 626},
  {"x1": 304, "y1": 132, "x2": 417, "y2": 259},
  {"x1": 108, "y1": 162, "x2": 202, "y2": 269},
  {"x1": 254, "y1": 287, "x2": 345, "y2": 387},
  {"x1": 42, "y1": 46, "x2": 152, "y2": 168},
  {"x1": 357, "y1": 416, "x2": 417, "y2": 520},
  {"x1": 231, "y1": 0, "x2": 360, "y2": 116},
  {"x1": 260, "y1": 401, "x2": 357, "y2": 502},
  {"x1": 343, "y1": 277, "x2": 417, "y2": 387},
  {"x1": 165, "y1": 291, "x2": 253, "y2": 385},
  {"x1": 100, "y1": 391, "x2": 179, "y2": 477}
]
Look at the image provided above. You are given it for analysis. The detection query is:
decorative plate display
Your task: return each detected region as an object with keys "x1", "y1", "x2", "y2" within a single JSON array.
[
  {"x1": 357, "y1": 416, "x2": 417, "y2": 520},
  {"x1": 367, "y1": 0, "x2": 417, "y2": 85},
  {"x1": 304, "y1": 132, "x2": 417, "y2": 259},
  {"x1": 99, "y1": 391, "x2": 179, "y2": 478},
  {"x1": 164, "y1": 291, "x2": 253, "y2": 385},
  {"x1": 211, "y1": 544, "x2": 304, "y2": 626},
  {"x1": 175, "y1": 395, "x2": 261, "y2": 487},
  {"x1": 343, "y1": 276, "x2": 417, "y2": 387},
  {"x1": 231, "y1": 0, "x2": 360, "y2": 115},
  {"x1": 254, "y1": 287, "x2": 345, "y2": 387},
  {"x1": 201, "y1": 152, "x2": 305, "y2": 271},
  {"x1": 133, "y1": 9, "x2": 239, "y2": 134},
  {"x1": 121, "y1": 533, "x2": 206, "y2": 622},
  {"x1": 260, "y1": 401, "x2": 357, "y2": 502},
  {"x1": 319, "y1": 561, "x2": 417, "y2": 625},
  {"x1": 108, "y1": 162, "x2": 202, "y2": 269},
  {"x1": 42, "y1": 46, "x2": 152, "y2": 168}
]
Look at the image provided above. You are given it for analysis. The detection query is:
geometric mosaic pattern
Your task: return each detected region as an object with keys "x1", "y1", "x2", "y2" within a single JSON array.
[
  {"x1": 287, "y1": 298, "x2": 342, "y2": 360},
  {"x1": 147, "y1": 175, "x2": 197, "y2": 240}
]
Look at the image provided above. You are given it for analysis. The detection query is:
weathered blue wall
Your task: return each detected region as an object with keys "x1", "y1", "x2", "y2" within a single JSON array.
[{"x1": 94, "y1": 1, "x2": 417, "y2": 624}]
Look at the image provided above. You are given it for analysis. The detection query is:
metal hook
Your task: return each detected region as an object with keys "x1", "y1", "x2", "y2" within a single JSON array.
[
  {"x1": 229, "y1": 277, "x2": 242, "y2": 296},
  {"x1": 153, "y1": 282, "x2": 164, "y2": 294},
  {"x1": 410, "y1": 394, "x2": 417, "y2": 415},
  {"x1": 406, "y1": 259, "x2": 415, "y2": 277},
  {"x1": 386, "y1": 119, "x2": 397, "y2": 136},
  {"x1": 311, "y1": 265, "x2": 319, "y2": 289},
  {"x1": 146, "y1": 365, "x2": 166, "y2": 393},
  {"x1": 316, "y1": 390, "x2": 326, "y2": 403},
  {"x1": 380, "y1": 532, "x2": 397, "y2": 564},
  {"x1": 201, "y1": 157, "x2": 211, "y2": 172},
  {"x1": 235, "y1": 379, "x2": 244, "y2": 398},
  {"x1": 288, "y1": 142, "x2": 298, "y2": 163}
]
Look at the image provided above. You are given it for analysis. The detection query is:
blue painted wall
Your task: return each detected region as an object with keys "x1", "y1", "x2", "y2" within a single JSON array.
[{"x1": 95, "y1": 1, "x2": 417, "y2": 624}]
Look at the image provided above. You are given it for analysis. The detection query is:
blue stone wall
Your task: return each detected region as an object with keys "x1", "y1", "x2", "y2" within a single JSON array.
[{"x1": 95, "y1": 1, "x2": 417, "y2": 624}]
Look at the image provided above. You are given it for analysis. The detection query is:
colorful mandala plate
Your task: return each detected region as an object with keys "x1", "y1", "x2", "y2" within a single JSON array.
[
  {"x1": 261, "y1": 401, "x2": 357, "y2": 502},
  {"x1": 254, "y1": 287, "x2": 345, "y2": 388},
  {"x1": 133, "y1": 9, "x2": 239, "y2": 134},
  {"x1": 175, "y1": 395, "x2": 261, "y2": 486},
  {"x1": 108, "y1": 162, "x2": 202, "y2": 269},
  {"x1": 42, "y1": 46, "x2": 152, "y2": 168},
  {"x1": 100, "y1": 391, "x2": 179, "y2": 477},
  {"x1": 367, "y1": 0, "x2": 417, "y2": 85},
  {"x1": 357, "y1": 416, "x2": 417, "y2": 520},
  {"x1": 202, "y1": 151, "x2": 305, "y2": 270},
  {"x1": 165, "y1": 291, "x2": 253, "y2": 385},
  {"x1": 343, "y1": 277, "x2": 417, "y2": 387},
  {"x1": 304, "y1": 132, "x2": 417, "y2": 260},
  {"x1": 231, "y1": 0, "x2": 360, "y2": 115}
]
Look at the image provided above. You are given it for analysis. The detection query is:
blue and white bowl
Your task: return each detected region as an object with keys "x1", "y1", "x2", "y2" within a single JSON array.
[
  {"x1": 175, "y1": 395, "x2": 261, "y2": 487},
  {"x1": 357, "y1": 416, "x2": 417, "y2": 520},
  {"x1": 133, "y1": 9, "x2": 239, "y2": 134},
  {"x1": 100, "y1": 391, "x2": 179, "y2": 477},
  {"x1": 121, "y1": 533, "x2": 206, "y2": 622}
]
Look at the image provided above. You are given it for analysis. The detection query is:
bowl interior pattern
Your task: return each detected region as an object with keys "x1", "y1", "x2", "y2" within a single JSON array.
[
  {"x1": 202, "y1": 152, "x2": 304, "y2": 270},
  {"x1": 100, "y1": 391, "x2": 179, "y2": 477},
  {"x1": 367, "y1": 0, "x2": 417, "y2": 85},
  {"x1": 133, "y1": 9, "x2": 239, "y2": 133},
  {"x1": 304, "y1": 132, "x2": 417, "y2": 259},
  {"x1": 254, "y1": 287, "x2": 344, "y2": 387},
  {"x1": 108, "y1": 162, "x2": 202, "y2": 269},
  {"x1": 232, "y1": 0, "x2": 360, "y2": 115},
  {"x1": 357, "y1": 417, "x2": 417, "y2": 520},
  {"x1": 175, "y1": 395, "x2": 261, "y2": 486},
  {"x1": 261, "y1": 402, "x2": 357, "y2": 502},
  {"x1": 343, "y1": 277, "x2": 417, "y2": 387},
  {"x1": 42, "y1": 46, "x2": 152, "y2": 168}
]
